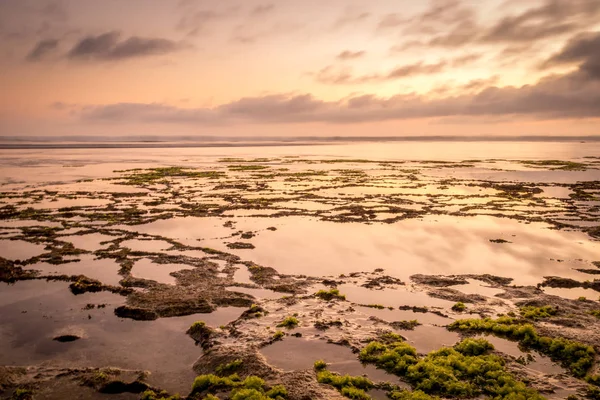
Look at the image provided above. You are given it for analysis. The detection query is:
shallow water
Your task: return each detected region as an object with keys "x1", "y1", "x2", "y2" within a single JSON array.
[
  {"x1": 1, "y1": 143, "x2": 599, "y2": 397},
  {"x1": 219, "y1": 215, "x2": 600, "y2": 285},
  {"x1": 542, "y1": 286, "x2": 599, "y2": 300},
  {"x1": 475, "y1": 335, "x2": 565, "y2": 375},
  {"x1": 260, "y1": 337, "x2": 404, "y2": 385},
  {"x1": 28, "y1": 197, "x2": 110, "y2": 209},
  {"x1": 225, "y1": 286, "x2": 284, "y2": 300},
  {"x1": 452, "y1": 279, "x2": 505, "y2": 297},
  {"x1": 63, "y1": 233, "x2": 115, "y2": 252},
  {"x1": 233, "y1": 265, "x2": 253, "y2": 284},
  {"x1": 31, "y1": 255, "x2": 122, "y2": 286},
  {"x1": 338, "y1": 284, "x2": 457, "y2": 309},
  {"x1": 0, "y1": 239, "x2": 47, "y2": 260},
  {"x1": 354, "y1": 305, "x2": 450, "y2": 326},
  {"x1": 0, "y1": 220, "x2": 62, "y2": 228},
  {"x1": 0, "y1": 280, "x2": 244, "y2": 393},
  {"x1": 120, "y1": 238, "x2": 173, "y2": 253},
  {"x1": 399, "y1": 325, "x2": 460, "y2": 354},
  {"x1": 131, "y1": 258, "x2": 196, "y2": 285}
]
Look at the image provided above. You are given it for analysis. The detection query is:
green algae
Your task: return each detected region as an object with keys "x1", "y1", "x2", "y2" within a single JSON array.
[
  {"x1": 519, "y1": 160, "x2": 587, "y2": 171},
  {"x1": 215, "y1": 360, "x2": 243, "y2": 376},
  {"x1": 519, "y1": 305, "x2": 558, "y2": 320},
  {"x1": 117, "y1": 167, "x2": 225, "y2": 185},
  {"x1": 191, "y1": 374, "x2": 287, "y2": 399},
  {"x1": 276, "y1": 316, "x2": 299, "y2": 329},
  {"x1": 448, "y1": 317, "x2": 595, "y2": 377},
  {"x1": 359, "y1": 337, "x2": 544, "y2": 399},
  {"x1": 315, "y1": 288, "x2": 346, "y2": 301}
]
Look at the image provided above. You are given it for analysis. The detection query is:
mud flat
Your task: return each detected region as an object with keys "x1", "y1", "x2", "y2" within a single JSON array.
[{"x1": 1, "y1": 147, "x2": 600, "y2": 399}]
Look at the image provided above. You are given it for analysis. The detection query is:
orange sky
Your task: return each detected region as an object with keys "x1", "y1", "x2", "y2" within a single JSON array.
[{"x1": 1, "y1": 0, "x2": 599, "y2": 137}]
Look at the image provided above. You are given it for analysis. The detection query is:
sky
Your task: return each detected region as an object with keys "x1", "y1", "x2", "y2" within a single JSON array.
[{"x1": 1, "y1": 0, "x2": 599, "y2": 137}]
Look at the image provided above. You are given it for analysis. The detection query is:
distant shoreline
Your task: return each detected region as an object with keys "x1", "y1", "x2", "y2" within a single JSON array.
[{"x1": 0, "y1": 135, "x2": 599, "y2": 149}]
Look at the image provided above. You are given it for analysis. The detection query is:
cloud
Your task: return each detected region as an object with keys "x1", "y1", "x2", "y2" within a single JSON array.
[
  {"x1": 316, "y1": 53, "x2": 481, "y2": 85},
  {"x1": 40, "y1": 0, "x2": 68, "y2": 21},
  {"x1": 428, "y1": 20, "x2": 480, "y2": 47},
  {"x1": 460, "y1": 76, "x2": 500, "y2": 91},
  {"x1": 81, "y1": 102, "x2": 217, "y2": 123},
  {"x1": 542, "y1": 31, "x2": 600, "y2": 79},
  {"x1": 333, "y1": 10, "x2": 370, "y2": 29},
  {"x1": 377, "y1": 14, "x2": 406, "y2": 31},
  {"x1": 451, "y1": 53, "x2": 481, "y2": 66},
  {"x1": 232, "y1": 22, "x2": 304, "y2": 44},
  {"x1": 26, "y1": 38, "x2": 59, "y2": 61},
  {"x1": 67, "y1": 31, "x2": 184, "y2": 61},
  {"x1": 314, "y1": 61, "x2": 446, "y2": 85},
  {"x1": 387, "y1": 61, "x2": 446, "y2": 79},
  {"x1": 251, "y1": 4, "x2": 275, "y2": 16},
  {"x1": 0, "y1": 0, "x2": 69, "y2": 41},
  {"x1": 336, "y1": 50, "x2": 366, "y2": 60},
  {"x1": 392, "y1": 0, "x2": 600, "y2": 50},
  {"x1": 482, "y1": 0, "x2": 600, "y2": 43},
  {"x1": 82, "y1": 47, "x2": 600, "y2": 125},
  {"x1": 177, "y1": 10, "x2": 220, "y2": 36},
  {"x1": 79, "y1": 58, "x2": 600, "y2": 125}
]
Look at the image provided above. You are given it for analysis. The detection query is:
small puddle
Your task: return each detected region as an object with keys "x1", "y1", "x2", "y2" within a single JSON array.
[
  {"x1": 260, "y1": 337, "x2": 404, "y2": 385},
  {"x1": 354, "y1": 306, "x2": 450, "y2": 326},
  {"x1": 399, "y1": 325, "x2": 460, "y2": 354},
  {"x1": 338, "y1": 284, "x2": 455, "y2": 309},
  {"x1": 542, "y1": 286, "x2": 599, "y2": 300},
  {"x1": 116, "y1": 217, "x2": 232, "y2": 245},
  {"x1": 475, "y1": 335, "x2": 565, "y2": 375},
  {"x1": 63, "y1": 233, "x2": 115, "y2": 252},
  {"x1": 225, "y1": 286, "x2": 283, "y2": 300},
  {"x1": 452, "y1": 279, "x2": 505, "y2": 297},
  {"x1": 29, "y1": 198, "x2": 109, "y2": 209},
  {"x1": 120, "y1": 239, "x2": 172, "y2": 252},
  {"x1": 0, "y1": 240, "x2": 47, "y2": 260},
  {"x1": 196, "y1": 306, "x2": 246, "y2": 328},
  {"x1": 233, "y1": 265, "x2": 253, "y2": 284},
  {"x1": 0, "y1": 220, "x2": 62, "y2": 228},
  {"x1": 31, "y1": 255, "x2": 122, "y2": 286},
  {"x1": 131, "y1": 258, "x2": 196, "y2": 285}
]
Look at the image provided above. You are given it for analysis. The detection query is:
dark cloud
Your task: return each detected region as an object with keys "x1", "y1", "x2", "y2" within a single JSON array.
[
  {"x1": 79, "y1": 59, "x2": 600, "y2": 125},
  {"x1": 459, "y1": 76, "x2": 500, "y2": 91},
  {"x1": 378, "y1": 0, "x2": 478, "y2": 48},
  {"x1": 387, "y1": 61, "x2": 446, "y2": 79},
  {"x1": 0, "y1": 0, "x2": 69, "y2": 41},
  {"x1": 67, "y1": 32, "x2": 183, "y2": 61},
  {"x1": 82, "y1": 103, "x2": 217, "y2": 124},
  {"x1": 543, "y1": 31, "x2": 600, "y2": 79},
  {"x1": 26, "y1": 38, "x2": 59, "y2": 61},
  {"x1": 483, "y1": 0, "x2": 600, "y2": 43},
  {"x1": 336, "y1": 50, "x2": 366, "y2": 61},
  {"x1": 392, "y1": 0, "x2": 600, "y2": 50}
]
